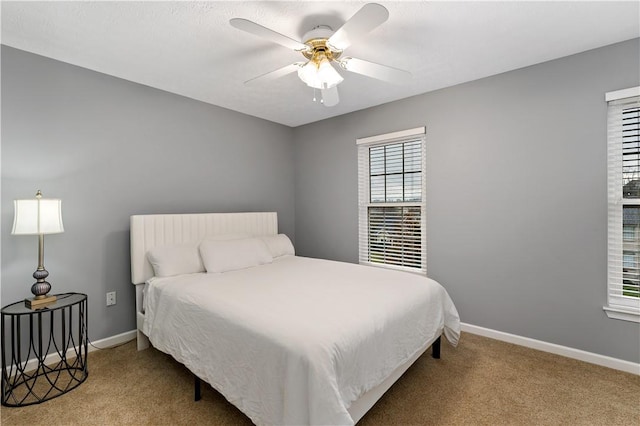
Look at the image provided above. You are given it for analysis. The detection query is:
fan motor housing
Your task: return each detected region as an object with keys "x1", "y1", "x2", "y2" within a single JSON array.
[{"x1": 301, "y1": 25, "x2": 342, "y2": 62}]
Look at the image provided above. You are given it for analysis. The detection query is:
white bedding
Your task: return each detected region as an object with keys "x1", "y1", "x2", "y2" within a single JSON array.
[{"x1": 143, "y1": 256, "x2": 460, "y2": 425}]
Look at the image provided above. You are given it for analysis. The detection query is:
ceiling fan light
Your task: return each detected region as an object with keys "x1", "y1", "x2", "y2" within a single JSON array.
[
  {"x1": 298, "y1": 62, "x2": 320, "y2": 88},
  {"x1": 298, "y1": 59, "x2": 343, "y2": 89},
  {"x1": 317, "y1": 59, "x2": 343, "y2": 88}
]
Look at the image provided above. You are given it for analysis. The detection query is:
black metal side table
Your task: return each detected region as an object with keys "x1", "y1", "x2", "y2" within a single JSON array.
[{"x1": 1, "y1": 293, "x2": 88, "y2": 406}]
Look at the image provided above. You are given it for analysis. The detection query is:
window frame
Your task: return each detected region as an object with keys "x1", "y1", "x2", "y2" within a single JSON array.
[
  {"x1": 605, "y1": 86, "x2": 640, "y2": 323},
  {"x1": 357, "y1": 127, "x2": 427, "y2": 275}
]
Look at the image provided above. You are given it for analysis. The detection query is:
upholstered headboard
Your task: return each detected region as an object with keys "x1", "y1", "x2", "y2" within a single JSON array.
[{"x1": 130, "y1": 212, "x2": 278, "y2": 284}]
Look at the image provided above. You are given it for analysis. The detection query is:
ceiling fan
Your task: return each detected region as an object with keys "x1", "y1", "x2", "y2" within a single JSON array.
[{"x1": 230, "y1": 3, "x2": 411, "y2": 107}]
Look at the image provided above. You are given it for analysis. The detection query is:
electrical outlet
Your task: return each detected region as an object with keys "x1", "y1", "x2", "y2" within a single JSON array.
[{"x1": 106, "y1": 291, "x2": 117, "y2": 306}]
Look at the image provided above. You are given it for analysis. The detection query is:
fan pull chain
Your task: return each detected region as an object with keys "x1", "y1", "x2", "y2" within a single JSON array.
[{"x1": 311, "y1": 88, "x2": 324, "y2": 104}]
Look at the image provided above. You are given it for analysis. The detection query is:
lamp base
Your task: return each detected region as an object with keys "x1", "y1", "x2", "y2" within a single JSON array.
[{"x1": 25, "y1": 295, "x2": 57, "y2": 309}]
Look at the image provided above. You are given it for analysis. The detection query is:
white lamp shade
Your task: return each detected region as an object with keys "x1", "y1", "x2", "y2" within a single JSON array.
[
  {"x1": 298, "y1": 61, "x2": 321, "y2": 88},
  {"x1": 12, "y1": 198, "x2": 64, "y2": 235},
  {"x1": 298, "y1": 59, "x2": 343, "y2": 89},
  {"x1": 316, "y1": 59, "x2": 343, "y2": 88}
]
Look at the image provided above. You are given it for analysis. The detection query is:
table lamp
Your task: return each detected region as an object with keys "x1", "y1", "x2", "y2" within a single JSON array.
[{"x1": 12, "y1": 190, "x2": 64, "y2": 308}]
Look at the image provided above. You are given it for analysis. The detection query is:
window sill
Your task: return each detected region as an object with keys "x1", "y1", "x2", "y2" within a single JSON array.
[
  {"x1": 359, "y1": 261, "x2": 426, "y2": 276},
  {"x1": 603, "y1": 306, "x2": 640, "y2": 323}
]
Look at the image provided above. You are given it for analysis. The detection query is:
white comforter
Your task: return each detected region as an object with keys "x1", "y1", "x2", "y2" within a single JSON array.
[{"x1": 143, "y1": 256, "x2": 460, "y2": 425}]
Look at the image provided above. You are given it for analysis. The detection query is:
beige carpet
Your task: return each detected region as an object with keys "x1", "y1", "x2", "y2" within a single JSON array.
[{"x1": 1, "y1": 333, "x2": 638, "y2": 425}]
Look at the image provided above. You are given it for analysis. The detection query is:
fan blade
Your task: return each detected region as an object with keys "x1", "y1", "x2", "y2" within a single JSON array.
[
  {"x1": 230, "y1": 18, "x2": 309, "y2": 52},
  {"x1": 327, "y1": 3, "x2": 389, "y2": 51},
  {"x1": 244, "y1": 63, "x2": 302, "y2": 85},
  {"x1": 321, "y1": 86, "x2": 340, "y2": 107},
  {"x1": 339, "y1": 57, "x2": 411, "y2": 84}
]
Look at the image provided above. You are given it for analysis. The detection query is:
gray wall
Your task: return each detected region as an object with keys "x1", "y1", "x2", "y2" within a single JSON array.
[
  {"x1": 1, "y1": 46, "x2": 295, "y2": 342},
  {"x1": 4, "y1": 38, "x2": 639, "y2": 364},
  {"x1": 293, "y1": 39, "x2": 640, "y2": 363}
]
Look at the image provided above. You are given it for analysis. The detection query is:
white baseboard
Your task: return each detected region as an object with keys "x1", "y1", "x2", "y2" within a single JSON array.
[
  {"x1": 7, "y1": 325, "x2": 638, "y2": 378},
  {"x1": 89, "y1": 329, "x2": 137, "y2": 351},
  {"x1": 461, "y1": 322, "x2": 640, "y2": 376},
  {"x1": 5, "y1": 329, "x2": 137, "y2": 377}
]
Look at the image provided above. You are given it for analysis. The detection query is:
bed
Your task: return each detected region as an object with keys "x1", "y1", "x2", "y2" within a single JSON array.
[{"x1": 130, "y1": 212, "x2": 460, "y2": 425}]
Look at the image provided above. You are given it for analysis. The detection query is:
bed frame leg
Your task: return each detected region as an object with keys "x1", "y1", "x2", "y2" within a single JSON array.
[
  {"x1": 432, "y1": 336, "x2": 441, "y2": 359},
  {"x1": 136, "y1": 330, "x2": 150, "y2": 351},
  {"x1": 194, "y1": 376, "x2": 202, "y2": 401}
]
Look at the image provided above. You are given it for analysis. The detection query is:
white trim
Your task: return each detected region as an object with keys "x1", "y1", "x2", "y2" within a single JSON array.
[
  {"x1": 605, "y1": 86, "x2": 640, "y2": 102},
  {"x1": 359, "y1": 260, "x2": 426, "y2": 276},
  {"x1": 357, "y1": 135, "x2": 427, "y2": 274},
  {"x1": 356, "y1": 126, "x2": 425, "y2": 145},
  {"x1": 367, "y1": 201, "x2": 422, "y2": 208},
  {"x1": 461, "y1": 323, "x2": 640, "y2": 376},
  {"x1": 5, "y1": 330, "x2": 137, "y2": 378},
  {"x1": 606, "y1": 94, "x2": 640, "y2": 313},
  {"x1": 603, "y1": 305, "x2": 640, "y2": 323},
  {"x1": 90, "y1": 329, "x2": 137, "y2": 349}
]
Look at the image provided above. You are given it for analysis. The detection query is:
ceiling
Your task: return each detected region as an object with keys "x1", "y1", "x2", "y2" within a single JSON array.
[{"x1": 2, "y1": 1, "x2": 639, "y2": 127}]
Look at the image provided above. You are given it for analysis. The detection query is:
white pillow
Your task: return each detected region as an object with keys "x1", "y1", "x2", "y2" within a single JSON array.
[
  {"x1": 147, "y1": 244, "x2": 204, "y2": 277},
  {"x1": 261, "y1": 234, "x2": 295, "y2": 258},
  {"x1": 200, "y1": 238, "x2": 273, "y2": 273}
]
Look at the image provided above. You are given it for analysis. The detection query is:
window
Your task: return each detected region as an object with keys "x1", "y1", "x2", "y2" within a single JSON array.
[
  {"x1": 623, "y1": 225, "x2": 636, "y2": 241},
  {"x1": 357, "y1": 127, "x2": 426, "y2": 274},
  {"x1": 605, "y1": 87, "x2": 640, "y2": 322}
]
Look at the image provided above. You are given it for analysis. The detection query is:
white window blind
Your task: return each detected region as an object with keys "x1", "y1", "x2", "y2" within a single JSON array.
[
  {"x1": 606, "y1": 87, "x2": 640, "y2": 321},
  {"x1": 357, "y1": 127, "x2": 427, "y2": 274}
]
